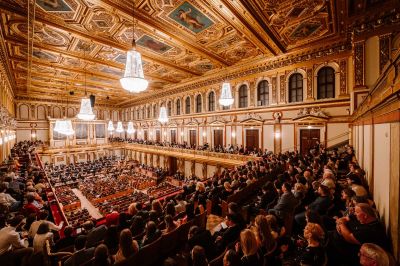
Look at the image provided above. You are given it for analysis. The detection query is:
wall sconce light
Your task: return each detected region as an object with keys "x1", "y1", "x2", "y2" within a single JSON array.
[
  {"x1": 180, "y1": 132, "x2": 184, "y2": 136},
  {"x1": 163, "y1": 131, "x2": 167, "y2": 136},
  {"x1": 31, "y1": 132, "x2": 36, "y2": 138},
  {"x1": 250, "y1": 126, "x2": 254, "y2": 129},
  {"x1": 231, "y1": 131, "x2": 236, "y2": 138},
  {"x1": 274, "y1": 132, "x2": 281, "y2": 138},
  {"x1": 307, "y1": 125, "x2": 312, "y2": 129}
]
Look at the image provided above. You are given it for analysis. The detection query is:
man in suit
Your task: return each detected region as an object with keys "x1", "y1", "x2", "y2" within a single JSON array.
[
  {"x1": 214, "y1": 213, "x2": 243, "y2": 253},
  {"x1": 268, "y1": 182, "x2": 298, "y2": 220}
]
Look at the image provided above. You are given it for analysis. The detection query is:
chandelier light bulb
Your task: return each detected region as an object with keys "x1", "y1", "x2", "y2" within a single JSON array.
[
  {"x1": 158, "y1": 106, "x2": 169, "y2": 124},
  {"x1": 107, "y1": 120, "x2": 115, "y2": 131},
  {"x1": 127, "y1": 121, "x2": 135, "y2": 134},
  {"x1": 116, "y1": 121, "x2": 124, "y2": 133},
  {"x1": 219, "y1": 82, "x2": 234, "y2": 106}
]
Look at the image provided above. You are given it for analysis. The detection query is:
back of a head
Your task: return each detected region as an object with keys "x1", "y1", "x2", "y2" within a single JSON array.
[
  {"x1": 360, "y1": 243, "x2": 389, "y2": 266},
  {"x1": 223, "y1": 249, "x2": 241, "y2": 266},
  {"x1": 37, "y1": 222, "x2": 50, "y2": 235},
  {"x1": 94, "y1": 244, "x2": 110, "y2": 266},
  {"x1": 191, "y1": 245, "x2": 208, "y2": 266}
]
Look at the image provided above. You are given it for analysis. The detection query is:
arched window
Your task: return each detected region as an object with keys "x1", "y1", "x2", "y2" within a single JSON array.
[
  {"x1": 317, "y1": 67, "x2": 335, "y2": 99},
  {"x1": 257, "y1": 80, "x2": 269, "y2": 106},
  {"x1": 142, "y1": 108, "x2": 145, "y2": 119},
  {"x1": 153, "y1": 105, "x2": 157, "y2": 118},
  {"x1": 176, "y1": 99, "x2": 181, "y2": 115},
  {"x1": 289, "y1": 73, "x2": 303, "y2": 103},
  {"x1": 238, "y1": 85, "x2": 248, "y2": 108},
  {"x1": 196, "y1": 94, "x2": 202, "y2": 113},
  {"x1": 136, "y1": 110, "x2": 140, "y2": 119},
  {"x1": 208, "y1": 91, "x2": 215, "y2": 112},
  {"x1": 185, "y1": 97, "x2": 191, "y2": 114},
  {"x1": 147, "y1": 106, "x2": 151, "y2": 118},
  {"x1": 167, "y1": 101, "x2": 172, "y2": 116}
]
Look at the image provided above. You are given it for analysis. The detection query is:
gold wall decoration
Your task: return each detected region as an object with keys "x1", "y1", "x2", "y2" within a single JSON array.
[
  {"x1": 306, "y1": 68, "x2": 313, "y2": 99},
  {"x1": 279, "y1": 74, "x2": 285, "y2": 103},
  {"x1": 354, "y1": 41, "x2": 365, "y2": 87},
  {"x1": 271, "y1": 76, "x2": 277, "y2": 104},
  {"x1": 339, "y1": 59, "x2": 347, "y2": 95},
  {"x1": 379, "y1": 34, "x2": 391, "y2": 73}
]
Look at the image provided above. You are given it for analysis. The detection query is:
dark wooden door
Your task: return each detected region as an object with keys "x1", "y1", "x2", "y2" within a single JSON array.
[
  {"x1": 144, "y1": 130, "x2": 148, "y2": 141},
  {"x1": 246, "y1": 129, "x2": 259, "y2": 151},
  {"x1": 168, "y1": 156, "x2": 177, "y2": 176},
  {"x1": 171, "y1": 130, "x2": 177, "y2": 144},
  {"x1": 156, "y1": 130, "x2": 161, "y2": 143},
  {"x1": 214, "y1": 129, "x2": 223, "y2": 148},
  {"x1": 300, "y1": 129, "x2": 320, "y2": 155},
  {"x1": 189, "y1": 130, "x2": 197, "y2": 148}
]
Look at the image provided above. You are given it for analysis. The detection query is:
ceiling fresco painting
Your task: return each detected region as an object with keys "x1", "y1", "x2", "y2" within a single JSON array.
[{"x1": 1, "y1": 0, "x2": 389, "y2": 105}]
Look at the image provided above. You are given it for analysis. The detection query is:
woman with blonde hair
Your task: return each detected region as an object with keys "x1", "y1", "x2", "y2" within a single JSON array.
[
  {"x1": 359, "y1": 243, "x2": 389, "y2": 266},
  {"x1": 297, "y1": 222, "x2": 326, "y2": 266},
  {"x1": 236, "y1": 229, "x2": 262, "y2": 266}
]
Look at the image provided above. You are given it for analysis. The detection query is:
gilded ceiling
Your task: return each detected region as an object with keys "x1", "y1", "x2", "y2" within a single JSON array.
[{"x1": 0, "y1": 0, "x2": 395, "y2": 106}]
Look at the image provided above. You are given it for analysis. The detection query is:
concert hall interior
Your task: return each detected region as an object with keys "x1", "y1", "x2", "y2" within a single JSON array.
[{"x1": 0, "y1": 0, "x2": 400, "y2": 265}]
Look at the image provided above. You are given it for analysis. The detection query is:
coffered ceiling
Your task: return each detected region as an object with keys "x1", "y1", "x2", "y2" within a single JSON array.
[{"x1": 0, "y1": 0, "x2": 395, "y2": 106}]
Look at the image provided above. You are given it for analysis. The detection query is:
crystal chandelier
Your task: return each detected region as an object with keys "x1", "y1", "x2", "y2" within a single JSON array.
[
  {"x1": 120, "y1": 1, "x2": 148, "y2": 93},
  {"x1": 107, "y1": 120, "x2": 114, "y2": 131},
  {"x1": 219, "y1": 82, "x2": 234, "y2": 106},
  {"x1": 127, "y1": 121, "x2": 135, "y2": 134},
  {"x1": 116, "y1": 121, "x2": 124, "y2": 133},
  {"x1": 158, "y1": 106, "x2": 168, "y2": 124},
  {"x1": 55, "y1": 119, "x2": 74, "y2": 136},
  {"x1": 77, "y1": 51, "x2": 96, "y2": 121},
  {"x1": 77, "y1": 98, "x2": 95, "y2": 120}
]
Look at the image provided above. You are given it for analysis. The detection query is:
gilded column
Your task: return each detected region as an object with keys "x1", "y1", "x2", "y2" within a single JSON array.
[
  {"x1": 271, "y1": 76, "x2": 277, "y2": 104},
  {"x1": 279, "y1": 74, "x2": 286, "y2": 103},
  {"x1": 339, "y1": 59, "x2": 348, "y2": 96},
  {"x1": 306, "y1": 68, "x2": 313, "y2": 100}
]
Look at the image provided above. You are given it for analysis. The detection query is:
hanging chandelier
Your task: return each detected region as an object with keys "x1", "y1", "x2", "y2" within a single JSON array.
[
  {"x1": 127, "y1": 121, "x2": 135, "y2": 134},
  {"x1": 107, "y1": 120, "x2": 114, "y2": 131},
  {"x1": 120, "y1": 1, "x2": 148, "y2": 93},
  {"x1": 219, "y1": 82, "x2": 234, "y2": 107},
  {"x1": 77, "y1": 51, "x2": 96, "y2": 121},
  {"x1": 158, "y1": 106, "x2": 169, "y2": 124},
  {"x1": 55, "y1": 119, "x2": 75, "y2": 136},
  {"x1": 116, "y1": 121, "x2": 124, "y2": 133}
]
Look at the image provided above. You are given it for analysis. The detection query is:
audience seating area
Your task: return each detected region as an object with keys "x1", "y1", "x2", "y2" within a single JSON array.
[{"x1": 0, "y1": 140, "x2": 396, "y2": 266}]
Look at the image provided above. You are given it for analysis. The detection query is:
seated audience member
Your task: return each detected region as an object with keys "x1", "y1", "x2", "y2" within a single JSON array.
[
  {"x1": 328, "y1": 203, "x2": 388, "y2": 265},
  {"x1": 29, "y1": 210, "x2": 64, "y2": 239},
  {"x1": 174, "y1": 194, "x2": 187, "y2": 214},
  {"x1": 223, "y1": 249, "x2": 241, "y2": 266},
  {"x1": 55, "y1": 226, "x2": 75, "y2": 251},
  {"x1": 191, "y1": 245, "x2": 208, "y2": 266},
  {"x1": 130, "y1": 216, "x2": 145, "y2": 237},
  {"x1": 268, "y1": 182, "x2": 298, "y2": 221},
  {"x1": 253, "y1": 215, "x2": 276, "y2": 256},
  {"x1": 295, "y1": 184, "x2": 331, "y2": 229},
  {"x1": 33, "y1": 222, "x2": 54, "y2": 254},
  {"x1": 0, "y1": 183, "x2": 20, "y2": 212},
  {"x1": 235, "y1": 229, "x2": 262, "y2": 266},
  {"x1": 64, "y1": 235, "x2": 95, "y2": 266},
  {"x1": 188, "y1": 225, "x2": 215, "y2": 259},
  {"x1": 359, "y1": 243, "x2": 389, "y2": 266},
  {"x1": 214, "y1": 213, "x2": 243, "y2": 252},
  {"x1": 92, "y1": 244, "x2": 112, "y2": 266},
  {"x1": 0, "y1": 215, "x2": 33, "y2": 266},
  {"x1": 83, "y1": 220, "x2": 107, "y2": 248},
  {"x1": 23, "y1": 194, "x2": 40, "y2": 216},
  {"x1": 296, "y1": 223, "x2": 326, "y2": 266},
  {"x1": 162, "y1": 215, "x2": 179, "y2": 234},
  {"x1": 141, "y1": 221, "x2": 161, "y2": 246},
  {"x1": 163, "y1": 257, "x2": 178, "y2": 266},
  {"x1": 114, "y1": 229, "x2": 139, "y2": 263},
  {"x1": 347, "y1": 173, "x2": 368, "y2": 197}
]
